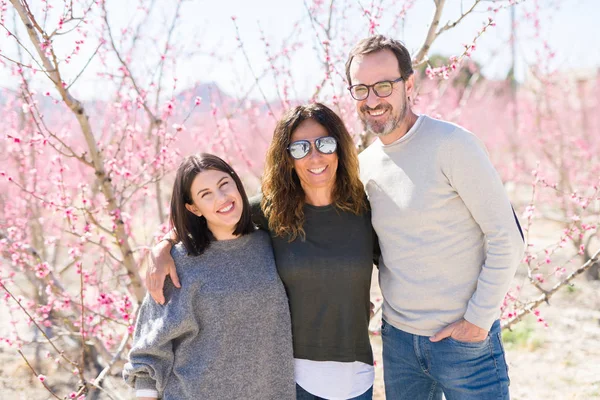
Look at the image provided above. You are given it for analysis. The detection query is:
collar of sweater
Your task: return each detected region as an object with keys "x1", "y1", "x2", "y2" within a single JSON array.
[{"x1": 378, "y1": 114, "x2": 425, "y2": 148}]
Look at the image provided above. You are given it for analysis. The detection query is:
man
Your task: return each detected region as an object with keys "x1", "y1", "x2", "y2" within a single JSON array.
[{"x1": 346, "y1": 35, "x2": 524, "y2": 399}]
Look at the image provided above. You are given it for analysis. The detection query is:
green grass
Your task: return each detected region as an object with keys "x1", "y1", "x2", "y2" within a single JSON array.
[
  {"x1": 566, "y1": 284, "x2": 578, "y2": 294},
  {"x1": 502, "y1": 318, "x2": 545, "y2": 351}
]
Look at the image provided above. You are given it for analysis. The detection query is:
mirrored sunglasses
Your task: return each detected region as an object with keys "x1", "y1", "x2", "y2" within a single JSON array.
[{"x1": 287, "y1": 136, "x2": 338, "y2": 160}]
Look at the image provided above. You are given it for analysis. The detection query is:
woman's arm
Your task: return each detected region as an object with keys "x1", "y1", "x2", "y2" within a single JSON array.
[
  {"x1": 372, "y1": 224, "x2": 381, "y2": 267},
  {"x1": 147, "y1": 229, "x2": 181, "y2": 304},
  {"x1": 123, "y1": 284, "x2": 186, "y2": 396}
]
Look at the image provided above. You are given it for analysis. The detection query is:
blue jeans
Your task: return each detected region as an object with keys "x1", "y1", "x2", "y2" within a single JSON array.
[
  {"x1": 295, "y1": 383, "x2": 373, "y2": 400},
  {"x1": 381, "y1": 319, "x2": 510, "y2": 400}
]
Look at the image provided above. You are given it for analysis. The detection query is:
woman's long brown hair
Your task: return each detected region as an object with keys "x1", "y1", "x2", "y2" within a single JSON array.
[{"x1": 261, "y1": 103, "x2": 367, "y2": 241}]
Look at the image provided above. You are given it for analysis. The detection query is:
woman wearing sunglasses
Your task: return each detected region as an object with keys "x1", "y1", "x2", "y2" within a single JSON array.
[
  {"x1": 256, "y1": 103, "x2": 378, "y2": 400},
  {"x1": 147, "y1": 104, "x2": 378, "y2": 400}
]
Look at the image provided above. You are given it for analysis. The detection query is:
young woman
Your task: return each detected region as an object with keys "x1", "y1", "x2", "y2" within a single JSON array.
[
  {"x1": 148, "y1": 104, "x2": 379, "y2": 400},
  {"x1": 123, "y1": 154, "x2": 295, "y2": 400}
]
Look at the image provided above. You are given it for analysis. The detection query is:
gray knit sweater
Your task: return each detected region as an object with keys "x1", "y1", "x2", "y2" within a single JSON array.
[{"x1": 123, "y1": 230, "x2": 295, "y2": 399}]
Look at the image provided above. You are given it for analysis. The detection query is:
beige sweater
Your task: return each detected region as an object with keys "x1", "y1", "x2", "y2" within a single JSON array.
[{"x1": 360, "y1": 115, "x2": 524, "y2": 336}]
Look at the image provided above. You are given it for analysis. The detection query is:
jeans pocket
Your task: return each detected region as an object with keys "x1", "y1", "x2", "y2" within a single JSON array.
[
  {"x1": 495, "y1": 332, "x2": 511, "y2": 386},
  {"x1": 380, "y1": 319, "x2": 390, "y2": 336},
  {"x1": 445, "y1": 335, "x2": 490, "y2": 348}
]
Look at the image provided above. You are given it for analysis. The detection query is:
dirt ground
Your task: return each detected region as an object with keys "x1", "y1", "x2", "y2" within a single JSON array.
[{"x1": 1, "y1": 271, "x2": 599, "y2": 399}]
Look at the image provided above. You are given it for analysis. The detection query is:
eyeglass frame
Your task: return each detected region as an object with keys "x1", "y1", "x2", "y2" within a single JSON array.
[
  {"x1": 347, "y1": 77, "x2": 404, "y2": 101},
  {"x1": 287, "y1": 136, "x2": 338, "y2": 160}
]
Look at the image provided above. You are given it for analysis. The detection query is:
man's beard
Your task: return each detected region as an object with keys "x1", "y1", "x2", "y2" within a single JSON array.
[{"x1": 360, "y1": 101, "x2": 407, "y2": 137}]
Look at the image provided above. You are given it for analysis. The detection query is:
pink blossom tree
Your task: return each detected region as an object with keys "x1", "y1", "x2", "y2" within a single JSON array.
[{"x1": 0, "y1": 0, "x2": 598, "y2": 398}]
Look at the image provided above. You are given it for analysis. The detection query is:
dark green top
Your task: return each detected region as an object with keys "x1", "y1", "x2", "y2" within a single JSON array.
[{"x1": 250, "y1": 195, "x2": 379, "y2": 365}]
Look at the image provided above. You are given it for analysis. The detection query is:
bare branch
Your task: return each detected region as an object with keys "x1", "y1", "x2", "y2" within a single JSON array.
[
  {"x1": 232, "y1": 20, "x2": 277, "y2": 120},
  {"x1": 65, "y1": 230, "x2": 124, "y2": 265},
  {"x1": 21, "y1": 0, "x2": 46, "y2": 35},
  {"x1": 66, "y1": 42, "x2": 103, "y2": 90},
  {"x1": 0, "y1": 21, "x2": 54, "y2": 79},
  {"x1": 79, "y1": 259, "x2": 86, "y2": 381},
  {"x1": 304, "y1": 0, "x2": 345, "y2": 98},
  {"x1": 153, "y1": 0, "x2": 184, "y2": 114},
  {"x1": 17, "y1": 350, "x2": 62, "y2": 400},
  {"x1": 0, "y1": 52, "x2": 33, "y2": 69},
  {"x1": 85, "y1": 380, "x2": 122, "y2": 400},
  {"x1": 101, "y1": 2, "x2": 161, "y2": 126},
  {"x1": 0, "y1": 230, "x2": 82, "y2": 316},
  {"x1": 234, "y1": 23, "x2": 301, "y2": 108},
  {"x1": 18, "y1": 74, "x2": 93, "y2": 165},
  {"x1": 502, "y1": 246, "x2": 600, "y2": 330},
  {"x1": 436, "y1": 0, "x2": 482, "y2": 36},
  {"x1": 413, "y1": 0, "x2": 446, "y2": 65},
  {"x1": 2, "y1": 281, "x2": 79, "y2": 367},
  {"x1": 48, "y1": 0, "x2": 96, "y2": 38},
  {"x1": 93, "y1": 331, "x2": 131, "y2": 386}
]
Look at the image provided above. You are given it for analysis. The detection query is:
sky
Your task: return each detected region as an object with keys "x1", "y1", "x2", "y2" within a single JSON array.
[
  {"x1": 0, "y1": 0, "x2": 598, "y2": 102},
  {"x1": 166, "y1": 0, "x2": 600, "y2": 101}
]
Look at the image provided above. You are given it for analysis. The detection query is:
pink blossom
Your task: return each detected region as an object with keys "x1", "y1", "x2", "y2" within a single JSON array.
[{"x1": 523, "y1": 205, "x2": 535, "y2": 219}]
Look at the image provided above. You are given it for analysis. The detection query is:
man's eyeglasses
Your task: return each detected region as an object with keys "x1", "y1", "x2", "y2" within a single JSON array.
[
  {"x1": 287, "y1": 136, "x2": 337, "y2": 160},
  {"x1": 348, "y1": 77, "x2": 404, "y2": 101}
]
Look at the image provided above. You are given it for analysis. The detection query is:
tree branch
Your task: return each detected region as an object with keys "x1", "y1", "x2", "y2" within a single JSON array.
[
  {"x1": 413, "y1": 0, "x2": 447, "y2": 65},
  {"x1": 2, "y1": 281, "x2": 79, "y2": 367},
  {"x1": 101, "y1": 2, "x2": 161, "y2": 127},
  {"x1": 502, "y1": 246, "x2": 600, "y2": 330},
  {"x1": 436, "y1": 0, "x2": 481, "y2": 36},
  {"x1": 10, "y1": 0, "x2": 146, "y2": 303},
  {"x1": 66, "y1": 42, "x2": 102, "y2": 90},
  {"x1": 232, "y1": 19, "x2": 277, "y2": 120},
  {"x1": 17, "y1": 350, "x2": 62, "y2": 400},
  {"x1": 93, "y1": 331, "x2": 131, "y2": 386}
]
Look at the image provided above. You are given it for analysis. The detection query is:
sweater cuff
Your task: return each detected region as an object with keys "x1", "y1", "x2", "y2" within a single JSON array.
[
  {"x1": 134, "y1": 376, "x2": 158, "y2": 392},
  {"x1": 136, "y1": 389, "x2": 159, "y2": 398},
  {"x1": 463, "y1": 306, "x2": 497, "y2": 332}
]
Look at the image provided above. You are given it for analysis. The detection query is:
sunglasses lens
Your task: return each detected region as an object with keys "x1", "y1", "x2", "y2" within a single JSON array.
[
  {"x1": 316, "y1": 137, "x2": 337, "y2": 154},
  {"x1": 289, "y1": 141, "x2": 310, "y2": 159}
]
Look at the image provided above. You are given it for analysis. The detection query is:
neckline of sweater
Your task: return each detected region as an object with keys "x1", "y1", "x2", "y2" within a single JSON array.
[
  {"x1": 379, "y1": 114, "x2": 426, "y2": 148},
  {"x1": 206, "y1": 231, "x2": 254, "y2": 251}
]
